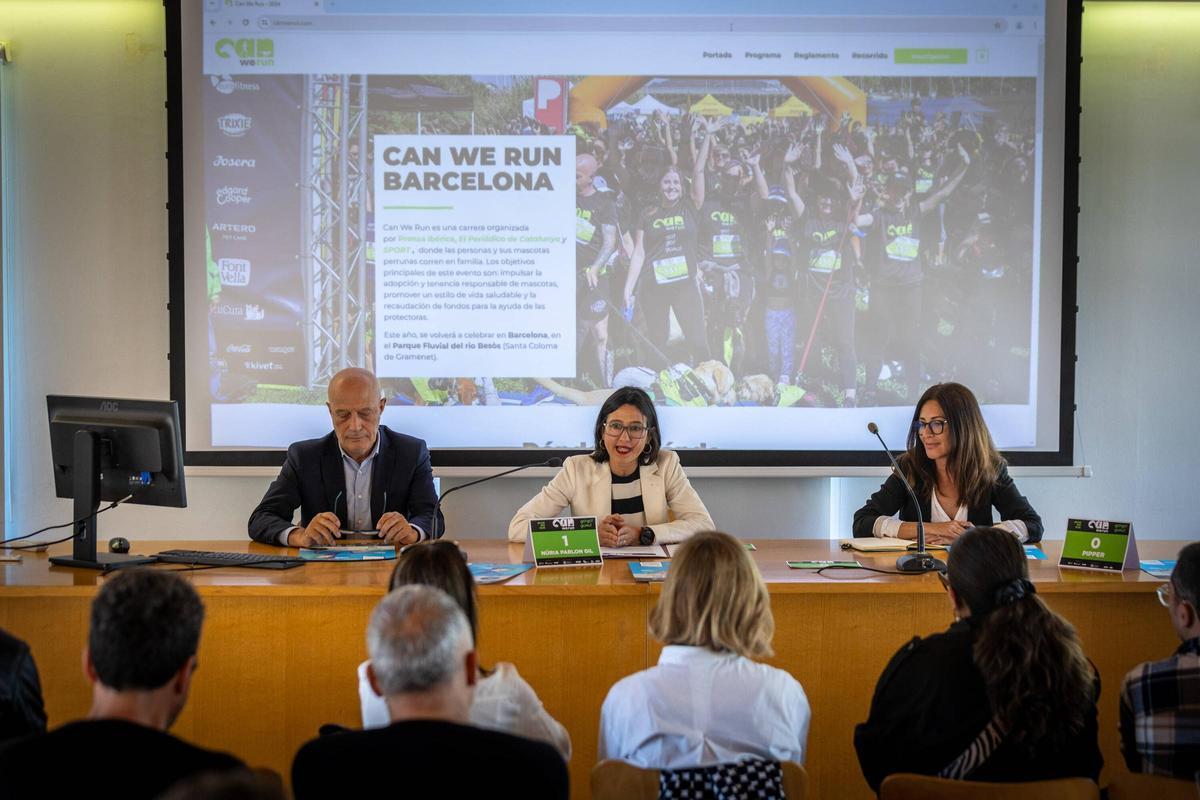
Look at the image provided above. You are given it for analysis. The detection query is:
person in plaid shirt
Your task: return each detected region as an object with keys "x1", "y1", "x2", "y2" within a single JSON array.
[{"x1": 1120, "y1": 541, "x2": 1200, "y2": 781}]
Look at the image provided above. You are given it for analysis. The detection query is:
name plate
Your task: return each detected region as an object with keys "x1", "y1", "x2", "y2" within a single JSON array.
[
  {"x1": 526, "y1": 517, "x2": 602, "y2": 568},
  {"x1": 1059, "y1": 518, "x2": 1138, "y2": 571}
]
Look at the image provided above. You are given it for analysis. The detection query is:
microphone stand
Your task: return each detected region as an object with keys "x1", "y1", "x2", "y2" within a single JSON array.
[
  {"x1": 430, "y1": 457, "x2": 563, "y2": 539},
  {"x1": 868, "y1": 423, "x2": 945, "y2": 574}
]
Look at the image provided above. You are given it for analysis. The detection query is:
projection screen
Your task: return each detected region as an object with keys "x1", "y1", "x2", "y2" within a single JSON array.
[{"x1": 170, "y1": 0, "x2": 1080, "y2": 467}]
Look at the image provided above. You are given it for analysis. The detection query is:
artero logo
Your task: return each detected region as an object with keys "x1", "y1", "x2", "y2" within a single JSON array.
[{"x1": 214, "y1": 38, "x2": 275, "y2": 67}]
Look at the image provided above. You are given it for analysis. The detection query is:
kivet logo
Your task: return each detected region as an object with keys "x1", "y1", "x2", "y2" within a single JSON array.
[
  {"x1": 214, "y1": 38, "x2": 275, "y2": 67},
  {"x1": 217, "y1": 113, "x2": 252, "y2": 138}
]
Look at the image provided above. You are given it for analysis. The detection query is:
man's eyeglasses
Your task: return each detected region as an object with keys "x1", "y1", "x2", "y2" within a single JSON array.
[
  {"x1": 604, "y1": 421, "x2": 649, "y2": 440},
  {"x1": 914, "y1": 418, "x2": 948, "y2": 436}
]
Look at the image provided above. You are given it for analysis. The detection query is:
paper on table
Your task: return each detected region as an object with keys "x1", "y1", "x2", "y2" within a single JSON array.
[
  {"x1": 663, "y1": 542, "x2": 755, "y2": 558},
  {"x1": 840, "y1": 537, "x2": 949, "y2": 552},
  {"x1": 601, "y1": 545, "x2": 668, "y2": 559}
]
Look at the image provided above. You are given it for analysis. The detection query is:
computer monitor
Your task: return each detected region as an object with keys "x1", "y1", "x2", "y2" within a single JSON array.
[{"x1": 46, "y1": 395, "x2": 187, "y2": 569}]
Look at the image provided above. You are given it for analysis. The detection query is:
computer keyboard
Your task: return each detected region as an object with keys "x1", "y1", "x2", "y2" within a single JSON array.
[{"x1": 154, "y1": 549, "x2": 306, "y2": 570}]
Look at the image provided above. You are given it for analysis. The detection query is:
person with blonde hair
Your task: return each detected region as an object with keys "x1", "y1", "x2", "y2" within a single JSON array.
[{"x1": 598, "y1": 530, "x2": 810, "y2": 767}]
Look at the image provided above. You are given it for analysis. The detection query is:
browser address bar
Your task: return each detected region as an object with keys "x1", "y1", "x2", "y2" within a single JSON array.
[{"x1": 256, "y1": 15, "x2": 1012, "y2": 35}]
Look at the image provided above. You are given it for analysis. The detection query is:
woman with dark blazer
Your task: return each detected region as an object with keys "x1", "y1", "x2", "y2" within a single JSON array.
[
  {"x1": 852, "y1": 382, "x2": 1042, "y2": 544},
  {"x1": 855, "y1": 526, "x2": 1102, "y2": 789}
]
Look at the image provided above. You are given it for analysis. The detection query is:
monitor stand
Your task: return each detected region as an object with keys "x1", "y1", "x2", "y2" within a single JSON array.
[{"x1": 48, "y1": 430, "x2": 155, "y2": 571}]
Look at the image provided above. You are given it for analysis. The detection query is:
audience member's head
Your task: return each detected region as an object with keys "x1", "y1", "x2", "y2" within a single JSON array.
[
  {"x1": 387, "y1": 540, "x2": 477, "y2": 643},
  {"x1": 365, "y1": 585, "x2": 476, "y2": 723},
  {"x1": 947, "y1": 526, "x2": 1093, "y2": 753},
  {"x1": 1167, "y1": 541, "x2": 1200, "y2": 641},
  {"x1": 649, "y1": 530, "x2": 773, "y2": 659},
  {"x1": 87, "y1": 569, "x2": 205, "y2": 729}
]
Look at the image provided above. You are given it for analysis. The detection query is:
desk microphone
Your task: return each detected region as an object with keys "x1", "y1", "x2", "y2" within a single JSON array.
[
  {"x1": 430, "y1": 457, "x2": 564, "y2": 539},
  {"x1": 867, "y1": 422, "x2": 945, "y2": 574}
]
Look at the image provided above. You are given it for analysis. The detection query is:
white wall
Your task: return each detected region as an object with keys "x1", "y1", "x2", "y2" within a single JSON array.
[{"x1": 2, "y1": 1, "x2": 1197, "y2": 544}]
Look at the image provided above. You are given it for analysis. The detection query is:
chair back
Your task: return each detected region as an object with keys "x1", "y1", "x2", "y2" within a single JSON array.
[
  {"x1": 879, "y1": 773, "x2": 1099, "y2": 800},
  {"x1": 1107, "y1": 773, "x2": 1200, "y2": 800},
  {"x1": 591, "y1": 759, "x2": 808, "y2": 800}
]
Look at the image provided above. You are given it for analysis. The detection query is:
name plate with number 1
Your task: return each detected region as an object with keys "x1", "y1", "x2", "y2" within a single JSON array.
[
  {"x1": 527, "y1": 517, "x2": 603, "y2": 568},
  {"x1": 1059, "y1": 518, "x2": 1139, "y2": 571}
]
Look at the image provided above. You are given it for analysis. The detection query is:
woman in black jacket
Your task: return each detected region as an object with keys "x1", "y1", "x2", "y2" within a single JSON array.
[
  {"x1": 854, "y1": 526, "x2": 1102, "y2": 790},
  {"x1": 852, "y1": 382, "x2": 1042, "y2": 544}
]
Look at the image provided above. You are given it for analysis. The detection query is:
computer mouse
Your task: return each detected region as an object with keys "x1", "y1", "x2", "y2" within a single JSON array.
[{"x1": 108, "y1": 537, "x2": 131, "y2": 554}]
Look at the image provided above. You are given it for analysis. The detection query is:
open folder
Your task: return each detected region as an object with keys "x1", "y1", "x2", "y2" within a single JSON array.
[{"x1": 840, "y1": 537, "x2": 949, "y2": 552}]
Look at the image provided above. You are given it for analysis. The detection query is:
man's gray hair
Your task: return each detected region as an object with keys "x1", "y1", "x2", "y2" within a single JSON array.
[{"x1": 367, "y1": 584, "x2": 472, "y2": 696}]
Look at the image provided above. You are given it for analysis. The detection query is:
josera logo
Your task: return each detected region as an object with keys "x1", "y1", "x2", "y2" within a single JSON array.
[
  {"x1": 214, "y1": 38, "x2": 275, "y2": 67},
  {"x1": 217, "y1": 113, "x2": 252, "y2": 138},
  {"x1": 218, "y1": 258, "x2": 251, "y2": 286}
]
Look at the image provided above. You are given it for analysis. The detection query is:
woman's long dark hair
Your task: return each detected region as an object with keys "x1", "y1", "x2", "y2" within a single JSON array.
[
  {"x1": 948, "y1": 527, "x2": 1094, "y2": 752},
  {"x1": 590, "y1": 386, "x2": 661, "y2": 466},
  {"x1": 900, "y1": 382, "x2": 1001, "y2": 509},
  {"x1": 388, "y1": 540, "x2": 477, "y2": 644}
]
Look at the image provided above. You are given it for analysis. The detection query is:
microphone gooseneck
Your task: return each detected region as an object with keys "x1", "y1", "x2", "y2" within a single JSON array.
[
  {"x1": 430, "y1": 457, "x2": 564, "y2": 539},
  {"x1": 866, "y1": 422, "x2": 945, "y2": 574}
]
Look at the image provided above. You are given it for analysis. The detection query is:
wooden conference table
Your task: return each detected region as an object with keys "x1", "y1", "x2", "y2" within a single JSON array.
[{"x1": 0, "y1": 538, "x2": 1184, "y2": 799}]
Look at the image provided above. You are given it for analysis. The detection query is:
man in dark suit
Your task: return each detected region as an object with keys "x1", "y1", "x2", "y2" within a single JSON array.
[
  {"x1": 0, "y1": 570, "x2": 244, "y2": 798},
  {"x1": 292, "y1": 585, "x2": 568, "y2": 799},
  {"x1": 248, "y1": 367, "x2": 442, "y2": 546}
]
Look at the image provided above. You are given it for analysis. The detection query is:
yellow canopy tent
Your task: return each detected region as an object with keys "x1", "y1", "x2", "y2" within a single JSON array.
[
  {"x1": 769, "y1": 95, "x2": 813, "y2": 118},
  {"x1": 689, "y1": 94, "x2": 733, "y2": 116}
]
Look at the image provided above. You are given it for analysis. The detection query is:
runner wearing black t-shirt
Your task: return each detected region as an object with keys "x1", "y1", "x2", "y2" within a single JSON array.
[
  {"x1": 576, "y1": 154, "x2": 618, "y2": 386},
  {"x1": 860, "y1": 143, "x2": 971, "y2": 402},
  {"x1": 623, "y1": 118, "x2": 720, "y2": 365}
]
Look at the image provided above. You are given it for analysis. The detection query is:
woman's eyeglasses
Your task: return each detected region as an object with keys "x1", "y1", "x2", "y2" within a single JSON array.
[
  {"x1": 604, "y1": 421, "x2": 649, "y2": 440},
  {"x1": 399, "y1": 540, "x2": 468, "y2": 562},
  {"x1": 913, "y1": 418, "x2": 948, "y2": 435},
  {"x1": 1157, "y1": 582, "x2": 1173, "y2": 607}
]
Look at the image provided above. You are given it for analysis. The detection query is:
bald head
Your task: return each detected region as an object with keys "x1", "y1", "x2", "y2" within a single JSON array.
[
  {"x1": 576, "y1": 154, "x2": 598, "y2": 194},
  {"x1": 328, "y1": 368, "x2": 380, "y2": 402},
  {"x1": 327, "y1": 368, "x2": 385, "y2": 463}
]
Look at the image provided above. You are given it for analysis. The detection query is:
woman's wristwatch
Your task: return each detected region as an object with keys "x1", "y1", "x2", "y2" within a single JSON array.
[{"x1": 639, "y1": 526, "x2": 656, "y2": 546}]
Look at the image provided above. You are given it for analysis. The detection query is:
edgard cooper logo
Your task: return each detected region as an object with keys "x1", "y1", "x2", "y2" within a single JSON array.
[
  {"x1": 214, "y1": 38, "x2": 275, "y2": 67},
  {"x1": 216, "y1": 186, "x2": 252, "y2": 206},
  {"x1": 217, "y1": 113, "x2": 252, "y2": 137}
]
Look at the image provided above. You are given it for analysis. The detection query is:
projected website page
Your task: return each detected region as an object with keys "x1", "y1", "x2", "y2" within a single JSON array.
[{"x1": 188, "y1": 0, "x2": 1058, "y2": 455}]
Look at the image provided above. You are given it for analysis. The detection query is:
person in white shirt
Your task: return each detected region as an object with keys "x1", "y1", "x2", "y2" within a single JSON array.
[
  {"x1": 598, "y1": 530, "x2": 810, "y2": 768},
  {"x1": 508, "y1": 386, "x2": 713, "y2": 547},
  {"x1": 356, "y1": 540, "x2": 571, "y2": 761}
]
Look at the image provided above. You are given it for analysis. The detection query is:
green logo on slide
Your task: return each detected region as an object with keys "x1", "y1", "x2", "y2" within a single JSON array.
[{"x1": 214, "y1": 38, "x2": 275, "y2": 67}]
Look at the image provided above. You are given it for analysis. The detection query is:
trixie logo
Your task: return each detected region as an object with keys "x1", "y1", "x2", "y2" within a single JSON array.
[
  {"x1": 210, "y1": 74, "x2": 261, "y2": 95},
  {"x1": 217, "y1": 113, "x2": 252, "y2": 137},
  {"x1": 214, "y1": 38, "x2": 275, "y2": 67},
  {"x1": 212, "y1": 155, "x2": 257, "y2": 168},
  {"x1": 226, "y1": 344, "x2": 252, "y2": 353},
  {"x1": 218, "y1": 258, "x2": 251, "y2": 286},
  {"x1": 215, "y1": 186, "x2": 251, "y2": 206}
]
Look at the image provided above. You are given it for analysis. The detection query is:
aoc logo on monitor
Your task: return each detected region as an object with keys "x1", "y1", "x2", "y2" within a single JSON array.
[
  {"x1": 218, "y1": 258, "x2": 251, "y2": 286},
  {"x1": 214, "y1": 38, "x2": 275, "y2": 68},
  {"x1": 98, "y1": 401, "x2": 119, "y2": 413},
  {"x1": 217, "y1": 113, "x2": 252, "y2": 138}
]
